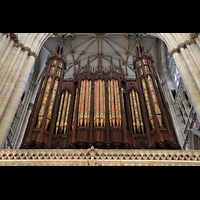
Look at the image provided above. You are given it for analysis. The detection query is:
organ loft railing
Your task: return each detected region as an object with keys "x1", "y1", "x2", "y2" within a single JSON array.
[{"x1": 20, "y1": 43, "x2": 180, "y2": 149}]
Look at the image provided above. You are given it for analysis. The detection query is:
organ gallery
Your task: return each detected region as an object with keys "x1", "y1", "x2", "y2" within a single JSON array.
[{"x1": 20, "y1": 42, "x2": 180, "y2": 149}]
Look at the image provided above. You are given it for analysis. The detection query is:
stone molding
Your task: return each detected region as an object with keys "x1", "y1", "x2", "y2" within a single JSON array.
[
  {"x1": 0, "y1": 146, "x2": 200, "y2": 166},
  {"x1": 170, "y1": 33, "x2": 199, "y2": 56},
  {"x1": 9, "y1": 33, "x2": 37, "y2": 59}
]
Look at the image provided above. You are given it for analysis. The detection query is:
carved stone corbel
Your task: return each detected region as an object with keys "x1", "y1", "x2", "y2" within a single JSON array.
[
  {"x1": 28, "y1": 51, "x2": 37, "y2": 59},
  {"x1": 170, "y1": 48, "x2": 180, "y2": 56},
  {"x1": 10, "y1": 33, "x2": 19, "y2": 43}
]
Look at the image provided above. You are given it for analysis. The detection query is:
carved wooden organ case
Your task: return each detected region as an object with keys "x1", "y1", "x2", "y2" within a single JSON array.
[{"x1": 21, "y1": 44, "x2": 180, "y2": 149}]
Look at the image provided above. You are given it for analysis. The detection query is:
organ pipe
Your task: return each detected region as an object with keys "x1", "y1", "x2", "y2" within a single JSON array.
[
  {"x1": 111, "y1": 79, "x2": 115, "y2": 126},
  {"x1": 108, "y1": 80, "x2": 112, "y2": 126},
  {"x1": 84, "y1": 80, "x2": 89, "y2": 126},
  {"x1": 116, "y1": 80, "x2": 121, "y2": 126},
  {"x1": 80, "y1": 80, "x2": 86, "y2": 126},
  {"x1": 147, "y1": 75, "x2": 163, "y2": 128},
  {"x1": 94, "y1": 81, "x2": 96, "y2": 127},
  {"x1": 37, "y1": 76, "x2": 52, "y2": 128},
  {"x1": 60, "y1": 90, "x2": 68, "y2": 132},
  {"x1": 129, "y1": 91, "x2": 136, "y2": 134},
  {"x1": 64, "y1": 93, "x2": 71, "y2": 134},
  {"x1": 100, "y1": 79, "x2": 103, "y2": 126},
  {"x1": 88, "y1": 80, "x2": 91, "y2": 126},
  {"x1": 132, "y1": 89, "x2": 141, "y2": 133},
  {"x1": 72, "y1": 88, "x2": 78, "y2": 130},
  {"x1": 56, "y1": 93, "x2": 64, "y2": 134},
  {"x1": 45, "y1": 78, "x2": 59, "y2": 130},
  {"x1": 141, "y1": 78, "x2": 155, "y2": 130},
  {"x1": 114, "y1": 79, "x2": 119, "y2": 125},
  {"x1": 135, "y1": 91, "x2": 144, "y2": 134},
  {"x1": 103, "y1": 80, "x2": 105, "y2": 127},
  {"x1": 78, "y1": 80, "x2": 83, "y2": 126},
  {"x1": 96, "y1": 79, "x2": 100, "y2": 126}
]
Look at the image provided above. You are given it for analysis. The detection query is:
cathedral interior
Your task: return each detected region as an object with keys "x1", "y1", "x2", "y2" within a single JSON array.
[{"x1": 1, "y1": 33, "x2": 200, "y2": 151}]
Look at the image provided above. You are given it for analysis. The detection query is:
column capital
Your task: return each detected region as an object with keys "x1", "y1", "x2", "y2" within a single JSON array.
[
  {"x1": 170, "y1": 48, "x2": 180, "y2": 56},
  {"x1": 10, "y1": 33, "x2": 19, "y2": 43},
  {"x1": 177, "y1": 43, "x2": 187, "y2": 50},
  {"x1": 185, "y1": 38, "x2": 196, "y2": 46},
  {"x1": 28, "y1": 51, "x2": 37, "y2": 59},
  {"x1": 190, "y1": 33, "x2": 198, "y2": 39}
]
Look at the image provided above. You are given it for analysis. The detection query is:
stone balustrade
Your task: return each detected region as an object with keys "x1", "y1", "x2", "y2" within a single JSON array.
[{"x1": 0, "y1": 146, "x2": 200, "y2": 166}]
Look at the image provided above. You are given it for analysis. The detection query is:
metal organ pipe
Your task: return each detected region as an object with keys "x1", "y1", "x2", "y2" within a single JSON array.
[
  {"x1": 84, "y1": 80, "x2": 89, "y2": 126},
  {"x1": 72, "y1": 88, "x2": 78, "y2": 130},
  {"x1": 45, "y1": 78, "x2": 59, "y2": 130},
  {"x1": 64, "y1": 93, "x2": 71, "y2": 134},
  {"x1": 60, "y1": 90, "x2": 68, "y2": 132},
  {"x1": 147, "y1": 75, "x2": 163, "y2": 128},
  {"x1": 108, "y1": 80, "x2": 112, "y2": 127},
  {"x1": 129, "y1": 91, "x2": 136, "y2": 134},
  {"x1": 56, "y1": 93, "x2": 64, "y2": 134},
  {"x1": 103, "y1": 80, "x2": 105, "y2": 127},
  {"x1": 132, "y1": 89, "x2": 140, "y2": 133},
  {"x1": 80, "y1": 80, "x2": 86, "y2": 126},
  {"x1": 88, "y1": 80, "x2": 91, "y2": 127},
  {"x1": 135, "y1": 92, "x2": 144, "y2": 134},
  {"x1": 116, "y1": 80, "x2": 121, "y2": 126},
  {"x1": 114, "y1": 79, "x2": 119, "y2": 125},
  {"x1": 94, "y1": 81, "x2": 96, "y2": 127},
  {"x1": 100, "y1": 79, "x2": 103, "y2": 126},
  {"x1": 111, "y1": 79, "x2": 115, "y2": 126},
  {"x1": 37, "y1": 76, "x2": 52, "y2": 128},
  {"x1": 96, "y1": 79, "x2": 99, "y2": 126}
]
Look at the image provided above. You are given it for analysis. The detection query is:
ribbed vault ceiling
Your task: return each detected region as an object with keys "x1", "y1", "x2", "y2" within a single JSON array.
[{"x1": 41, "y1": 33, "x2": 161, "y2": 79}]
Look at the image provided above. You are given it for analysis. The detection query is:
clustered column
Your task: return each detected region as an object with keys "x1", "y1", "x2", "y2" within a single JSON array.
[{"x1": 0, "y1": 33, "x2": 38, "y2": 148}]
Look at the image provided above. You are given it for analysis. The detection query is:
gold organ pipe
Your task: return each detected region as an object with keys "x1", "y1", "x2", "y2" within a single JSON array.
[
  {"x1": 87, "y1": 80, "x2": 91, "y2": 126},
  {"x1": 72, "y1": 88, "x2": 78, "y2": 130},
  {"x1": 84, "y1": 80, "x2": 89, "y2": 126},
  {"x1": 64, "y1": 93, "x2": 71, "y2": 134},
  {"x1": 37, "y1": 76, "x2": 52, "y2": 128},
  {"x1": 147, "y1": 75, "x2": 163, "y2": 128},
  {"x1": 103, "y1": 80, "x2": 106, "y2": 127},
  {"x1": 116, "y1": 80, "x2": 121, "y2": 126},
  {"x1": 94, "y1": 81, "x2": 96, "y2": 127},
  {"x1": 78, "y1": 80, "x2": 83, "y2": 126},
  {"x1": 141, "y1": 78, "x2": 155, "y2": 129},
  {"x1": 111, "y1": 79, "x2": 115, "y2": 126},
  {"x1": 36, "y1": 80, "x2": 45, "y2": 109},
  {"x1": 114, "y1": 79, "x2": 119, "y2": 125},
  {"x1": 60, "y1": 90, "x2": 68, "y2": 132},
  {"x1": 56, "y1": 93, "x2": 64, "y2": 134},
  {"x1": 135, "y1": 91, "x2": 144, "y2": 134},
  {"x1": 80, "y1": 80, "x2": 86, "y2": 126},
  {"x1": 129, "y1": 92, "x2": 136, "y2": 134},
  {"x1": 132, "y1": 89, "x2": 141, "y2": 133},
  {"x1": 108, "y1": 80, "x2": 112, "y2": 127},
  {"x1": 100, "y1": 79, "x2": 103, "y2": 126},
  {"x1": 45, "y1": 78, "x2": 59, "y2": 130},
  {"x1": 96, "y1": 79, "x2": 99, "y2": 126}
]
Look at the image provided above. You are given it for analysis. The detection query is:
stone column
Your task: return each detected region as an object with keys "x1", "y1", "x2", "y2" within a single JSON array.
[
  {"x1": 172, "y1": 52, "x2": 200, "y2": 121},
  {"x1": 0, "y1": 50, "x2": 29, "y2": 119},
  {"x1": 185, "y1": 40, "x2": 200, "y2": 72},
  {"x1": 0, "y1": 45, "x2": 22, "y2": 93},
  {"x1": 0, "y1": 39, "x2": 14, "y2": 70},
  {"x1": 179, "y1": 47, "x2": 200, "y2": 93},
  {"x1": 0, "y1": 55, "x2": 35, "y2": 148},
  {"x1": 0, "y1": 34, "x2": 9, "y2": 57}
]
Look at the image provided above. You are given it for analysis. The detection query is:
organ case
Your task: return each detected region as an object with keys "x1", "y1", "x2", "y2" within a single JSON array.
[{"x1": 21, "y1": 43, "x2": 180, "y2": 149}]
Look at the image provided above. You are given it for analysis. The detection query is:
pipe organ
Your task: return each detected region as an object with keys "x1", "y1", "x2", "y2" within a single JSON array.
[{"x1": 21, "y1": 43, "x2": 180, "y2": 149}]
